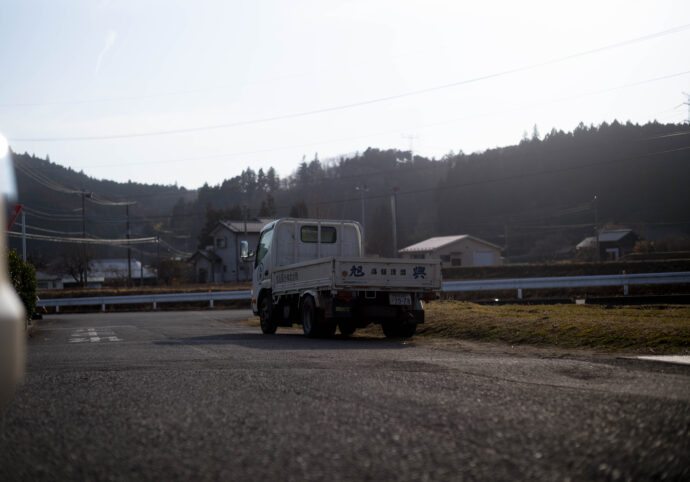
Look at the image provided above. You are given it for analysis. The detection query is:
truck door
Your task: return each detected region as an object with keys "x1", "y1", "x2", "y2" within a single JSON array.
[{"x1": 253, "y1": 226, "x2": 275, "y2": 307}]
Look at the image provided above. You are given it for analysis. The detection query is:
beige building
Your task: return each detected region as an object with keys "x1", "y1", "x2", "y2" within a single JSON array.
[{"x1": 399, "y1": 235, "x2": 503, "y2": 267}]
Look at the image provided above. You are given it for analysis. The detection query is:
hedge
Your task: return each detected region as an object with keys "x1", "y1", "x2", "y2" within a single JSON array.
[{"x1": 7, "y1": 249, "x2": 37, "y2": 321}]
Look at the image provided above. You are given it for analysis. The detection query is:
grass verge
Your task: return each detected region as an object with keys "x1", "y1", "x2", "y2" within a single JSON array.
[
  {"x1": 240, "y1": 301, "x2": 690, "y2": 354},
  {"x1": 416, "y1": 301, "x2": 690, "y2": 354}
]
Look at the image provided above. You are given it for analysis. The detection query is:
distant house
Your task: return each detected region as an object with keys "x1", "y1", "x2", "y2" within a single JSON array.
[
  {"x1": 35, "y1": 271, "x2": 64, "y2": 290},
  {"x1": 189, "y1": 249, "x2": 221, "y2": 284},
  {"x1": 576, "y1": 229, "x2": 640, "y2": 260},
  {"x1": 89, "y1": 259, "x2": 157, "y2": 285},
  {"x1": 190, "y1": 219, "x2": 273, "y2": 283},
  {"x1": 61, "y1": 274, "x2": 106, "y2": 289},
  {"x1": 399, "y1": 235, "x2": 503, "y2": 267}
]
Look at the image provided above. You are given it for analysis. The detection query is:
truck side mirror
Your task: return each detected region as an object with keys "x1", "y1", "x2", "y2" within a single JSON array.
[{"x1": 240, "y1": 240, "x2": 255, "y2": 260}]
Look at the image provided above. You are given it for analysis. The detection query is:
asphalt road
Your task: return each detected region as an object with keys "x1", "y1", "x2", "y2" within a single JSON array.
[{"x1": 1, "y1": 310, "x2": 688, "y2": 481}]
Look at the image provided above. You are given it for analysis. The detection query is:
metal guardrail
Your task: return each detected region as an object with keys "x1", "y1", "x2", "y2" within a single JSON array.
[
  {"x1": 38, "y1": 290, "x2": 251, "y2": 312},
  {"x1": 37, "y1": 271, "x2": 690, "y2": 311},
  {"x1": 442, "y1": 271, "x2": 690, "y2": 298}
]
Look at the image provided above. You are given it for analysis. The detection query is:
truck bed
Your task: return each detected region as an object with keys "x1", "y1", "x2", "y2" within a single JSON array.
[{"x1": 271, "y1": 257, "x2": 441, "y2": 295}]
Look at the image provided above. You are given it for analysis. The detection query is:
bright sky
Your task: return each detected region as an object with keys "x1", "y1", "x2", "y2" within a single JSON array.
[{"x1": 1, "y1": 0, "x2": 689, "y2": 189}]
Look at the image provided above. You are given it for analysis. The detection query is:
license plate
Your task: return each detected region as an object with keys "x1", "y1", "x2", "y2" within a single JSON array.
[{"x1": 389, "y1": 294, "x2": 411, "y2": 306}]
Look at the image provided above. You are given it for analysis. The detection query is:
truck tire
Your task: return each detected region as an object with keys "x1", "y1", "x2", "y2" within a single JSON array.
[
  {"x1": 301, "y1": 296, "x2": 318, "y2": 338},
  {"x1": 259, "y1": 295, "x2": 277, "y2": 335},
  {"x1": 301, "y1": 296, "x2": 336, "y2": 338},
  {"x1": 382, "y1": 321, "x2": 417, "y2": 339},
  {"x1": 338, "y1": 321, "x2": 356, "y2": 336}
]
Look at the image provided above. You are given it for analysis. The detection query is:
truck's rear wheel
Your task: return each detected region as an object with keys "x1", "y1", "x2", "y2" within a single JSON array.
[
  {"x1": 301, "y1": 296, "x2": 318, "y2": 338},
  {"x1": 382, "y1": 321, "x2": 417, "y2": 339},
  {"x1": 259, "y1": 295, "x2": 277, "y2": 335},
  {"x1": 301, "y1": 296, "x2": 335, "y2": 338}
]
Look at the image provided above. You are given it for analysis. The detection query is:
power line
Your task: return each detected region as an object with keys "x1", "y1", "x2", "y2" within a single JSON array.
[
  {"x1": 101, "y1": 143, "x2": 690, "y2": 224},
  {"x1": 6, "y1": 231, "x2": 157, "y2": 245},
  {"x1": 10, "y1": 23, "x2": 690, "y2": 143},
  {"x1": 18, "y1": 224, "x2": 84, "y2": 236},
  {"x1": 14, "y1": 161, "x2": 84, "y2": 195},
  {"x1": 52, "y1": 75, "x2": 690, "y2": 175},
  {"x1": 0, "y1": 73, "x2": 307, "y2": 108},
  {"x1": 15, "y1": 159, "x2": 138, "y2": 208}
]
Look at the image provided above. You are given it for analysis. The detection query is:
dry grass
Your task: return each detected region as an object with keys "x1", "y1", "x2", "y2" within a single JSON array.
[
  {"x1": 417, "y1": 301, "x2": 690, "y2": 354},
  {"x1": 231, "y1": 301, "x2": 690, "y2": 354}
]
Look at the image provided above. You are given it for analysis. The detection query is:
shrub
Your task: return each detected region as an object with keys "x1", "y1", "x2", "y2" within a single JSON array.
[{"x1": 7, "y1": 249, "x2": 37, "y2": 321}]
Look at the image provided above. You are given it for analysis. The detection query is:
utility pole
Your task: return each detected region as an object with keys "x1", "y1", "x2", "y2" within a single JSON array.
[
  {"x1": 126, "y1": 204, "x2": 131, "y2": 286},
  {"x1": 503, "y1": 224, "x2": 508, "y2": 264},
  {"x1": 21, "y1": 211, "x2": 26, "y2": 262},
  {"x1": 355, "y1": 185, "x2": 368, "y2": 253},
  {"x1": 391, "y1": 187, "x2": 399, "y2": 257},
  {"x1": 243, "y1": 205, "x2": 248, "y2": 239},
  {"x1": 156, "y1": 236, "x2": 160, "y2": 286},
  {"x1": 594, "y1": 195, "x2": 600, "y2": 263},
  {"x1": 81, "y1": 191, "x2": 88, "y2": 287}
]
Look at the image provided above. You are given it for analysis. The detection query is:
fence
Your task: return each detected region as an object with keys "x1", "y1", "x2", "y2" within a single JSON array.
[{"x1": 37, "y1": 271, "x2": 690, "y2": 311}]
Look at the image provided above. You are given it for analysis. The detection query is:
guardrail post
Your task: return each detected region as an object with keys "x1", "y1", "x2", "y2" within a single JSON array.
[
  {"x1": 56, "y1": 305, "x2": 60, "y2": 313},
  {"x1": 153, "y1": 301, "x2": 157, "y2": 310},
  {"x1": 517, "y1": 288, "x2": 523, "y2": 300},
  {"x1": 101, "y1": 303, "x2": 105, "y2": 312},
  {"x1": 622, "y1": 271, "x2": 629, "y2": 296},
  {"x1": 209, "y1": 291, "x2": 214, "y2": 308}
]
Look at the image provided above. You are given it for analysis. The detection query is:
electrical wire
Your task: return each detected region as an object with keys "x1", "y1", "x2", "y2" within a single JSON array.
[
  {"x1": 17, "y1": 224, "x2": 85, "y2": 236},
  {"x1": 14, "y1": 162, "x2": 84, "y2": 195},
  {"x1": 10, "y1": 24, "x2": 690, "y2": 143},
  {"x1": 6, "y1": 231, "x2": 157, "y2": 245}
]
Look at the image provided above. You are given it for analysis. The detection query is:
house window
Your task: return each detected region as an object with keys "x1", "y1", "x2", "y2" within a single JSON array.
[
  {"x1": 215, "y1": 237, "x2": 227, "y2": 249},
  {"x1": 451, "y1": 258, "x2": 462, "y2": 266},
  {"x1": 440, "y1": 255, "x2": 451, "y2": 263},
  {"x1": 301, "y1": 225, "x2": 337, "y2": 243},
  {"x1": 411, "y1": 253, "x2": 425, "y2": 259}
]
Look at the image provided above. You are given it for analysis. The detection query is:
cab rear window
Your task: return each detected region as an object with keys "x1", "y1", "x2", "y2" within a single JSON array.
[{"x1": 301, "y1": 226, "x2": 337, "y2": 243}]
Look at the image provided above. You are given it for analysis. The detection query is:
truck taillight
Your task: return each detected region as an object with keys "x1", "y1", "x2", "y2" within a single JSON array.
[{"x1": 337, "y1": 291, "x2": 354, "y2": 302}]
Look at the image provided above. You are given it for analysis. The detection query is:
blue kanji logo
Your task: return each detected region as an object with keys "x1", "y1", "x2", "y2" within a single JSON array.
[
  {"x1": 413, "y1": 266, "x2": 426, "y2": 279},
  {"x1": 350, "y1": 265, "x2": 364, "y2": 277}
]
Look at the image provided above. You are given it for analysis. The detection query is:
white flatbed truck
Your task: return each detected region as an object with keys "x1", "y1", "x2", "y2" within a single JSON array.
[{"x1": 250, "y1": 218, "x2": 441, "y2": 338}]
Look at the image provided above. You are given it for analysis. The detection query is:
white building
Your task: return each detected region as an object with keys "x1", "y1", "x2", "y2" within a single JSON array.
[{"x1": 399, "y1": 235, "x2": 503, "y2": 267}]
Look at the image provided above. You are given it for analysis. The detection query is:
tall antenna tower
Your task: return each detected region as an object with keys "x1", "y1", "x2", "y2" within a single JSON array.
[
  {"x1": 682, "y1": 92, "x2": 690, "y2": 124},
  {"x1": 401, "y1": 134, "x2": 418, "y2": 162}
]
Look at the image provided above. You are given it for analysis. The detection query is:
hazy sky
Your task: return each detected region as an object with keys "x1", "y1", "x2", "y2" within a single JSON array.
[{"x1": 2, "y1": 0, "x2": 689, "y2": 189}]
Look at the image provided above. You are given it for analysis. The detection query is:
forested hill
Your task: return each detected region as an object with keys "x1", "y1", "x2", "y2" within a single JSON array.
[
  {"x1": 184, "y1": 121, "x2": 690, "y2": 260},
  {"x1": 8, "y1": 152, "x2": 194, "y2": 262},
  {"x1": 7, "y1": 120, "x2": 690, "y2": 266},
  {"x1": 434, "y1": 121, "x2": 690, "y2": 260}
]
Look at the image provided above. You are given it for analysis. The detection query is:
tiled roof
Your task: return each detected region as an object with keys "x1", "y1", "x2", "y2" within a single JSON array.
[
  {"x1": 399, "y1": 235, "x2": 501, "y2": 253},
  {"x1": 217, "y1": 219, "x2": 273, "y2": 234},
  {"x1": 598, "y1": 230, "x2": 633, "y2": 242}
]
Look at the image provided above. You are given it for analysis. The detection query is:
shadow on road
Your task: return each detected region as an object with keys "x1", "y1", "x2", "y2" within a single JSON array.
[{"x1": 155, "y1": 333, "x2": 410, "y2": 351}]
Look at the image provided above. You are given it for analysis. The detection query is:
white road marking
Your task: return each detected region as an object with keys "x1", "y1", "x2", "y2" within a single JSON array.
[
  {"x1": 68, "y1": 328, "x2": 122, "y2": 344},
  {"x1": 637, "y1": 355, "x2": 690, "y2": 365}
]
